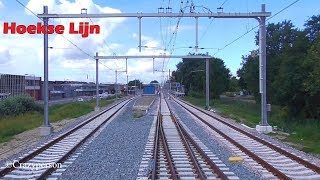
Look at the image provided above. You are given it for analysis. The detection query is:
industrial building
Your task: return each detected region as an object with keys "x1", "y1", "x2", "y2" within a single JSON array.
[
  {"x1": 0, "y1": 73, "x2": 123, "y2": 101},
  {"x1": 47, "y1": 81, "x2": 115, "y2": 100},
  {"x1": 0, "y1": 74, "x2": 41, "y2": 100}
]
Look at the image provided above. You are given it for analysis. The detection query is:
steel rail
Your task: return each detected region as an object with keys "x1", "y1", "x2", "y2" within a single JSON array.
[
  {"x1": 38, "y1": 99, "x2": 131, "y2": 179},
  {"x1": 165, "y1": 99, "x2": 229, "y2": 180},
  {"x1": 151, "y1": 109, "x2": 161, "y2": 180},
  {"x1": 151, "y1": 98, "x2": 178, "y2": 180},
  {"x1": 171, "y1": 114, "x2": 206, "y2": 179},
  {"x1": 162, "y1": 98, "x2": 205, "y2": 179},
  {"x1": 172, "y1": 97, "x2": 290, "y2": 180},
  {"x1": 166, "y1": 100, "x2": 230, "y2": 180},
  {"x1": 174, "y1": 97, "x2": 320, "y2": 174},
  {"x1": 0, "y1": 98, "x2": 131, "y2": 178},
  {"x1": 159, "y1": 115, "x2": 179, "y2": 180}
]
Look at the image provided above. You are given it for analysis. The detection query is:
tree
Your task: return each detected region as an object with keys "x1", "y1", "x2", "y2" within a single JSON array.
[
  {"x1": 150, "y1": 80, "x2": 159, "y2": 84},
  {"x1": 238, "y1": 18, "x2": 320, "y2": 120},
  {"x1": 228, "y1": 76, "x2": 240, "y2": 92},
  {"x1": 303, "y1": 37, "x2": 320, "y2": 118},
  {"x1": 237, "y1": 54, "x2": 259, "y2": 101},
  {"x1": 304, "y1": 15, "x2": 320, "y2": 42},
  {"x1": 271, "y1": 31, "x2": 309, "y2": 117},
  {"x1": 173, "y1": 55, "x2": 230, "y2": 99},
  {"x1": 128, "y1": 79, "x2": 143, "y2": 89}
]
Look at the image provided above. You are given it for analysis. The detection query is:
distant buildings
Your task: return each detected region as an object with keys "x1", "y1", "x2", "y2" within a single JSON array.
[
  {"x1": 0, "y1": 73, "x2": 124, "y2": 101},
  {"x1": 0, "y1": 74, "x2": 41, "y2": 100}
]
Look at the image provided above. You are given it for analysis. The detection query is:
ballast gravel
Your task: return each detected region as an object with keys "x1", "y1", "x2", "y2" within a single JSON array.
[
  {"x1": 168, "y1": 99, "x2": 261, "y2": 180},
  {"x1": 0, "y1": 99, "x2": 125, "y2": 169},
  {"x1": 59, "y1": 98, "x2": 158, "y2": 180}
]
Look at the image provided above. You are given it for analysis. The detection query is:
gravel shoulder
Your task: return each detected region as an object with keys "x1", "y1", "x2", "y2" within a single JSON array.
[
  {"x1": 133, "y1": 95, "x2": 156, "y2": 110},
  {"x1": 59, "y1": 97, "x2": 159, "y2": 179}
]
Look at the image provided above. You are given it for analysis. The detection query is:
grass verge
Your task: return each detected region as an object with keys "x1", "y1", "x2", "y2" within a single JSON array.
[
  {"x1": 0, "y1": 98, "x2": 115, "y2": 143},
  {"x1": 183, "y1": 96, "x2": 320, "y2": 154}
]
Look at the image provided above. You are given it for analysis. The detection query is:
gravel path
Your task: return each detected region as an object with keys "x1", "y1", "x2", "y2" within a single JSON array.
[
  {"x1": 133, "y1": 95, "x2": 156, "y2": 110},
  {"x1": 168, "y1": 99, "x2": 261, "y2": 180},
  {"x1": 59, "y1": 98, "x2": 159, "y2": 179}
]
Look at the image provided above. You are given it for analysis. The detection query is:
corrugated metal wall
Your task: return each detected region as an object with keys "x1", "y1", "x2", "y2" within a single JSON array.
[{"x1": 143, "y1": 86, "x2": 155, "y2": 95}]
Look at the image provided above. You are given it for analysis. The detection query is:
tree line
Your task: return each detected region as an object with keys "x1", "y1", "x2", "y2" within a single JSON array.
[
  {"x1": 238, "y1": 15, "x2": 320, "y2": 120},
  {"x1": 171, "y1": 54, "x2": 230, "y2": 99},
  {"x1": 172, "y1": 15, "x2": 320, "y2": 121}
]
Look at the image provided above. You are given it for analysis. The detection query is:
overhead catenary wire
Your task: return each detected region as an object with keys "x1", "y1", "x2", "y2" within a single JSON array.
[
  {"x1": 219, "y1": 0, "x2": 229, "y2": 8},
  {"x1": 15, "y1": 0, "x2": 94, "y2": 59},
  {"x1": 198, "y1": 0, "x2": 231, "y2": 48},
  {"x1": 163, "y1": 0, "x2": 191, "y2": 71},
  {"x1": 213, "y1": 0, "x2": 301, "y2": 56},
  {"x1": 15, "y1": 0, "x2": 115, "y2": 73},
  {"x1": 76, "y1": 1, "x2": 121, "y2": 69}
]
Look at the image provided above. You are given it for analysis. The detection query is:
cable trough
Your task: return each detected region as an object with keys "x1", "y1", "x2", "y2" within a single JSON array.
[{"x1": 0, "y1": 98, "x2": 132, "y2": 179}]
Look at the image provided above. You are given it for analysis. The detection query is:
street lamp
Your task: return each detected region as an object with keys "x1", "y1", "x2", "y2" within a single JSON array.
[{"x1": 25, "y1": 74, "x2": 36, "y2": 100}]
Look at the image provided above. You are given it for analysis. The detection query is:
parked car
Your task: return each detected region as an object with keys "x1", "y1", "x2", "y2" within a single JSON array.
[{"x1": 77, "y1": 97, "x2": 84, "y2": 102}]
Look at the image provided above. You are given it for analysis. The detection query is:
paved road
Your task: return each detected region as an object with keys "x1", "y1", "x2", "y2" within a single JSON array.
[{"x1": 36, "y1": 96, "x2": 96, "y2": 106}]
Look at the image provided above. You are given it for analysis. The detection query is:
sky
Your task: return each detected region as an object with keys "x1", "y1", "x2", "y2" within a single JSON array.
[{"x1": 0, "y1": 0, "x2": 319, "y2": 84}]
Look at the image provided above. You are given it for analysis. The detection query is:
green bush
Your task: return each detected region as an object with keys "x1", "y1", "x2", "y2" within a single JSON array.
[
  {"x1": 0, "y1": 95, "x2": 43, "y2": 116},
  {"x1": 225, "y1": 92, "x2": 237, "y2": 97},
  {"x1": 188, "y1": 90, "x2": 204, "y2": 98}
]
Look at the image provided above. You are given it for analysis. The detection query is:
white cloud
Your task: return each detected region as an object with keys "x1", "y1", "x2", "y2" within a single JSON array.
[
  {"x1": 0, "y1": 1, "x2": 3, "y2": 9},
  {"x1": 124, "y1": 38, "x2": 170, "y2": 83},
  {"x1": 132, "y1": 33, "x2": 154, "y2": 42},
  {"x1": 0, "y1": 0, "x2": 168, "y2": 83},
  {"x1": 0, "y1": 47, "x2": 11, "y2": 64},
  {"x1": 25, "y1": 0, "x2": 125, "y2": 62},
  {"x1": 0, "y1": 0, "x2": 124, "y2": 81},
  {"x1": 167, "y1": 25, "x2": 201, "y2": 32}
]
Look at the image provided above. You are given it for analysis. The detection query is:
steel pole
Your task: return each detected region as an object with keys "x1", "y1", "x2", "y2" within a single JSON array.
[
  {"x1": 41, "y1": 6, "x2": 52, "y2": 136},
  {"x1": 169, "y1": 69, "x2": 171, "y2": 93},
  {"x1": 134, "y1": 79, "x2": 136, "y2": 96},
  {"x1": 259, "y1": 4, "x2": 268, "y2": 126},
  {"x1": 33, "y1": 75, "x2": 35, "y2": 99},
  {"x1": 95, "y1": 52, "x2": 99, "y2": 111},
  {"x1": 139, "y1": 17, "x2": 142, "y2": 52},
  {"x1": 43, "y1": 6, "x2": 49, "y2": 127},
  {"x1": 115, "y1": 70, "x2": 117, "y2": 99},
  {"x1": 206, "y1": 58, "x2": 210, "y2": 109},
  {"x1": 195, "y1": 17, "x2": 198, "y2": 52}
]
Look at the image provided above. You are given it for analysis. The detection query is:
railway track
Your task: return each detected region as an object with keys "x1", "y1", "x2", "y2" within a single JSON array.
[
  {"x1": 171, "y1": 96, "x2": 320, "y2": 179},
  {"x1": 0, "y1": 98, "x2": 132, "y2": 179},
  {"x1": 149, "y1": 94, "x2": 238, "y2": 179}
]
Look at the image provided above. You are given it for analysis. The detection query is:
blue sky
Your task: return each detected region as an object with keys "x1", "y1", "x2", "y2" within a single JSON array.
[{"x1": 0, "y1": 0, "x2": 319, "y2": 84}]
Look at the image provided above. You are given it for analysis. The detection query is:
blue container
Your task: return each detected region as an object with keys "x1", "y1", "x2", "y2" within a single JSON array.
[{"x1": 143, "y1": 85, "x2": 155, "y2": 94}]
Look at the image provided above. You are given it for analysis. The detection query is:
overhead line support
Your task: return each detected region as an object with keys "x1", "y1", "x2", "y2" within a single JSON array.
[
  {"x1": 38, "y1": 12, "x2": 271, "y2": 18},
  {"x1": 40, "y1": 6, "x2": 52, "y2": 136},
  {"x1": 37, "y1": 4, "x2": 271, "y2": 133}
]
